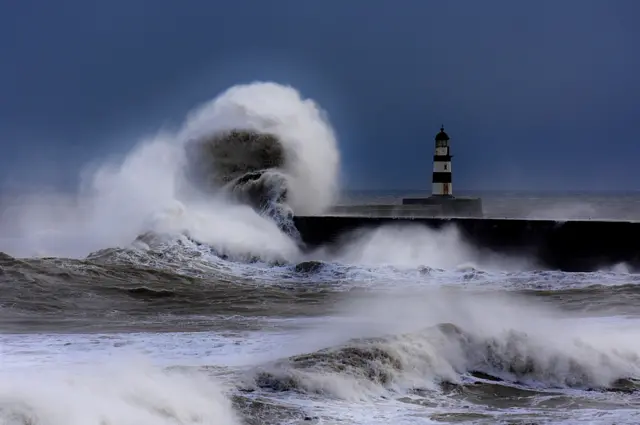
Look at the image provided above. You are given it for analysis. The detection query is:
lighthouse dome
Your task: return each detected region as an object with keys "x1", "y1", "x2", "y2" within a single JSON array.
[{"x1": 435, "y1": 126, "x2": 450, "y2": 141}]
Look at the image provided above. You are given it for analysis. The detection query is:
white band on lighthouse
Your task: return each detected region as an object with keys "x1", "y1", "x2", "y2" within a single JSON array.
[{"x1": 432, "y1": 126, "x2": 452, "y2": 196}]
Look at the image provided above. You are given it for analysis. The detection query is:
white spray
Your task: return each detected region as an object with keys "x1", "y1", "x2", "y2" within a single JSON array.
[
  {"x1": 0, "y1": 82, "x2": 340, "y2": 261},
  {"x1": 0, "y1": 361, "x2": 241, "y2": 425}
]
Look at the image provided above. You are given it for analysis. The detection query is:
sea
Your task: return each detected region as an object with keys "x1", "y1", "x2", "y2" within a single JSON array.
[{"x1": 2, "y1": 82, "x2": 640, "y2": 425}]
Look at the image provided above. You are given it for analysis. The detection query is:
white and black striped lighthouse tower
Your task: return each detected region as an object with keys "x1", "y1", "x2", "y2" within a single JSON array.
[
  {"x1": 432, "y1": 126, "x2": 453, "y2": 197},
  {"x1": 400, "y1": 125, "x2": 482, "y2": 215}
]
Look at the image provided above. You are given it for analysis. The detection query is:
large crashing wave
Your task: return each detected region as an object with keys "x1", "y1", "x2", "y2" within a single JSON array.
[
  {"x1": 165, "y1": 82, "x2": 341, "y2": 255},
  {"x1": 0, "y1": 82, "x2": 340, "y2": 261},
  {"x1": 178, "y1": 82, "x2": 340, "y2": 217}
]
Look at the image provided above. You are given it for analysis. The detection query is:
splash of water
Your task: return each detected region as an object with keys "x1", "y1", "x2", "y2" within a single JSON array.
[
  {"x1": 0, "y1": 361, "x2": 240, "y2": 425},
  {"x1": 315, "y1": 223, "x2": 533, "y2": 271},
  {"x1": 0, "y1": 82, "x2": 339, "y2": 262},
  {"x1": 179, "y1": 82, "x2": 340, "y2": 216}
]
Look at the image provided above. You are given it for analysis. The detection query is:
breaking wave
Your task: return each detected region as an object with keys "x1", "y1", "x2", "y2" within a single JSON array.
[
  {"x1": 179, "y1": 82, "x2": 340, "y2": 234},
  {"x1": 248, "y1": 323, "x2": 640, "y2": 399},
  {"x1": 240, "y1": 289, "x2": 640, "y2": 403},
  {"x1": 0, "y1": 82, "x2": 339, "y2": 262}
]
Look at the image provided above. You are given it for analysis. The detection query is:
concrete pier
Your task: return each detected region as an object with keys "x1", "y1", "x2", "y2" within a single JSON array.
[
  {"x1": 401, "y1": 196, "x2": 483, "y2": 217},
  {"x1": 327, "y1": 199, "x2": 483, "y2": 218},
  {"x1": 292, "y1": 215, "x2": 640, "y2": 272}
]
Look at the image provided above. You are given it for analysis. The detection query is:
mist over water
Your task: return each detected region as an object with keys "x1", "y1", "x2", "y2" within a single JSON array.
[{"x1": 1, "y1": 81, "x2": 640, "y2": 424}]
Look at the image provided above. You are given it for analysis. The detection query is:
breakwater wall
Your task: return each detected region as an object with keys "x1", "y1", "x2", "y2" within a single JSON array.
[{"x1": 292, "y1": 215, "x2": 640, "y2": 272}]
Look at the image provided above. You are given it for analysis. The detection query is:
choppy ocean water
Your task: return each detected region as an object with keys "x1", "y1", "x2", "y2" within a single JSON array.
[{"x1": 3, "y1": 229, "x2": 640, "y2": 425}]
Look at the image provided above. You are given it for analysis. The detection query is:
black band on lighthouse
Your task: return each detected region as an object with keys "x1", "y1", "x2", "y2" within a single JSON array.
[{"x1": 432, "y1": 172, "x2": 452, "y2": 183}]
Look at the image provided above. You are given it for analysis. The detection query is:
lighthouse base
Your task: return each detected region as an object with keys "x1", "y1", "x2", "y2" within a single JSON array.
[{"x1": 327, "y1": 196, "x2": 483, "y2": 218}]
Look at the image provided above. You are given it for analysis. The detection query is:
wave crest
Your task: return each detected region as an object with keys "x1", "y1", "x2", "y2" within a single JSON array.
[
  {"x1": 178, "y1": 82, "x2": 340, "y2": 217},
  {"x1": 244, "y1": 322, "x2": 640, "y2": 402}
]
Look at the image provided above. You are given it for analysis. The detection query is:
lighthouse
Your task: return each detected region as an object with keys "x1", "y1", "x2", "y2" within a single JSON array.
[
  {"x1": 432, "y1": 126, "x2": 453, "y2": 197},
  {"x1": 331, "y1": 124, "x2": 483, "y2": 217},
  {"x1": 398, "y1": 125, "x2": 483, "y2": 217}
]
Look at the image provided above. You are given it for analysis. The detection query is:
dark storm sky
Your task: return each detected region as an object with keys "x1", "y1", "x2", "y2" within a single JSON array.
[{"x1": 1, "y1": 0, "x2": 638, "y2": 192}]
